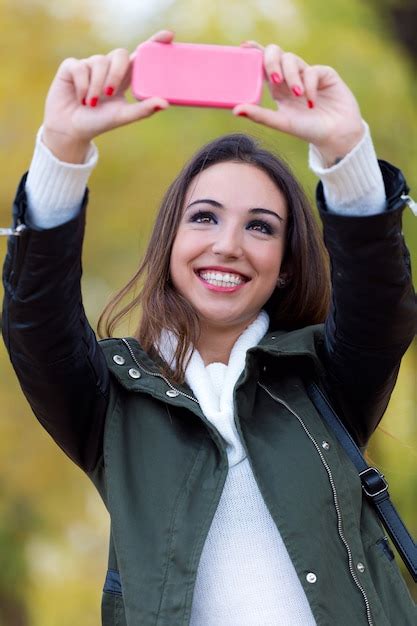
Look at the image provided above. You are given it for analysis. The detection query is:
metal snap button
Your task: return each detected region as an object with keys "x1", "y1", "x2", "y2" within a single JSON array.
[
  {"x1": 166, "y1": 389, "x2": 179, "y2": 398},
  {"x1": 113, "y1": 354, "x2": 125, "y2": 366},
  {"x1": 128, "y1": 368, "x2": 141, "y2": 379},
  {"x1": 357, "y1": 562, "x2": 365, "y2": 573},
  {"x1": 321, "y1": 441, "x2": 330, "y2": 450},
  {"x1": 306, "y1": 572, "x2": 317, "y2": 584}
]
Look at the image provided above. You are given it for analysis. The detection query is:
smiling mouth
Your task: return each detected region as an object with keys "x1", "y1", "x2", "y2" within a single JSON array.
[{"x1": 196, "y1": 269, "x2": 250, "y2": 288}]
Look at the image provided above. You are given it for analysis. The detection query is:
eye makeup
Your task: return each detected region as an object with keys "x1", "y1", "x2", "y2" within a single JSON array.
[
  {"x1": 185, "y1": 198, "x2": 284, "y2": 223},
  {"x1": 188, "y1": 210, "x2": 278, "y2": 236}
]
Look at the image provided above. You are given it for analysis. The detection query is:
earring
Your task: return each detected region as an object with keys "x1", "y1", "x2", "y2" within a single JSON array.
[{"x1": 277, "y1": 277, "x2": 287, "y2": 288}]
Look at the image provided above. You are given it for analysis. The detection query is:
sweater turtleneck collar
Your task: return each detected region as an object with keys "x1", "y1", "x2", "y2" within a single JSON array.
[{"x1": 157, "y1": 311, "x2": 270, "y2": 467}]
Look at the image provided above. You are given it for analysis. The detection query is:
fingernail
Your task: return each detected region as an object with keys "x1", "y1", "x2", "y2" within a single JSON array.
[
  {"x1": 292, "y1": 86, "x2": 303, "y2": 97},
  {"x1": 153, "y1": 105, "x2": 164, "y2": 112},
  {"x1": 105, "y1": 86, "x2": 114, "y2": 96},
  {"x1": 90, "y1": 97, "x2": 98, "y2": 107},
  {"x1": 307, "y1": 100, "x2": 314, "y2": 109},
  {"x1": 271, "y1": 72, "x2": 283, "y2": 85},
  {"x1": 81, "y1": 97, "x2": 87, "y2": 106},
  {"x1": 237, "y1": 111, "x2": 248, "y2": 117}
]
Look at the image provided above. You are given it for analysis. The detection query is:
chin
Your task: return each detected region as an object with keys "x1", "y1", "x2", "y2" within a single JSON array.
[{"x1": 198, "y1": 309, "x2": 255, "y2": 329}]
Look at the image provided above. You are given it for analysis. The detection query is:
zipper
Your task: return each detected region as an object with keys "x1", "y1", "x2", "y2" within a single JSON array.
[
  {"x1": 401, "y1": 193, "x2": 417, "y2": 216},
  {"x1": 258, "y1": 382, "x2": 374, "y2": 626},
  {"x1": 2, "y1": 223, "x2": 28, "y2": 289},
  {"x1": 121, "y1": 338, "x2": 199, "y2": 404},
  {"x1": 0, "y1": 224, "x2": 27, "y2": 236}
]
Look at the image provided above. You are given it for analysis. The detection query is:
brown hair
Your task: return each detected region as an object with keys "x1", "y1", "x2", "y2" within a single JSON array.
[{"x1": 97, "y1": 133, "x2": 331, "y2": 384}]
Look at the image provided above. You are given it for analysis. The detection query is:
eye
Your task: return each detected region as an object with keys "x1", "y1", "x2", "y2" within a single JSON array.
[
  {"x1": 189, "y1": 210, "x2": 217, "y2": 224},
  {"x1": 247, "y1": 220, "x2": 275, "y2": 235}
]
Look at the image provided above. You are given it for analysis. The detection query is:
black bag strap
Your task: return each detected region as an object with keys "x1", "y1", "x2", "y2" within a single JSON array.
[{"x1": 307, "y1": 381, "x2": 417, "y2": 582}]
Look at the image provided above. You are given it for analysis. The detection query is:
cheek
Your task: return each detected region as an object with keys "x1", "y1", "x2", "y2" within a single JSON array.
[
  {"x1": 169, "y1": 242, "x2": 182, "y2": 287},
  {"x1": 169, "y1": 231, "x2": 202, "y2": 284},
  {"x1": 171, "y1": 230, "x2": 209, "y2": 265},
  {"x1": 255, "y1": 244, "x2": 285, "y2": 278},
  {"x1": 169, "y1": 237, "x2": 180, "y2": 270}
]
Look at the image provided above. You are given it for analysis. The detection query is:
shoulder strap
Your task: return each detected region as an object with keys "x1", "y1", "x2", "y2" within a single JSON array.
[{"x1": 307, "y1": 381, "x2": 417, "y2": 582}]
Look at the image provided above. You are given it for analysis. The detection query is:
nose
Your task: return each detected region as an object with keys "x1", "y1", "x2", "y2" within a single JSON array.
[{"x1": 211, "y1": 224, "x2": 243, "y2": 259}]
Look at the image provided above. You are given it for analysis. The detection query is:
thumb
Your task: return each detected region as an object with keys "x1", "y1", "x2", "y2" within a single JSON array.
[
  {"x1": 117, "y1": 97, "x2": 170, "y2": 126},
  {"x1": 232, "y1": 104, "x2": 291, "y2": 134}
]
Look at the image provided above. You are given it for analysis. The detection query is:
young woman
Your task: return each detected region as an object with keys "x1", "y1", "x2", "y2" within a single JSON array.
[{"x1": 2, "y1": 29, "x2": 416, "y2": 626}]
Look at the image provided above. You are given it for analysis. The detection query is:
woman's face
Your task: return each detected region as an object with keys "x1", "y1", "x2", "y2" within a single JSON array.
[{"x1": 170, "y1": 161, "x2": 288, "y2": 333}]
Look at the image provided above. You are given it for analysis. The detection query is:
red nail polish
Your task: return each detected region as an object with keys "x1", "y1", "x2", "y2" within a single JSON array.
[
  {"x1": 90, "y1": 97, "x2": 98, "y2": 107},
  {"x1": 153, "y1": 105, "x2": 164, "y2": 112},
  {"x1": 292, "y1": 86, "x2": 303, "y2": 97},
  {"x1": 237, "y1": 111, "x2": 248, "y2": 117},
  {"x1": 271, "y1": 72, "x2": 283, "y2": 85},
  {"x1": 105, "y1": 86, "x2": 114, "y2": 96},
  {"x1": 307, "y1": 100, "x2": 314, "y2": 109},
  {"x1": 81, "y1": 97, "x2": 87, "y2": 106}
]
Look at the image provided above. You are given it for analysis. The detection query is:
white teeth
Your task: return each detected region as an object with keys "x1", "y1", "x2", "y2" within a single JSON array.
[{"x1": 198, "y1": 270, "x2": 245, "y2": 287}]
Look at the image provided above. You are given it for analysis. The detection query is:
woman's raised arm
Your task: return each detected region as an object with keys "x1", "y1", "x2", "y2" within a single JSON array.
[
  {"x1": 2, "y1": 31, "x2": 174, "y2": 472},
  {"x1": 235, "y1": 42, "x2": 416, "y2": 445}
]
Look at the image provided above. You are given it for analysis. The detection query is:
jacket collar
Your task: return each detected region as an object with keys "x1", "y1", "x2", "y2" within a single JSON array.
[
  {"x1": 99, "y1": 323, "x2": 326, "y2": 410},
  {"x1": 253, "y1": 324, "x2": 325, "y2": 367},
  {"x1": 100, "y1": 337, "x2": 204, "y2": 417}
]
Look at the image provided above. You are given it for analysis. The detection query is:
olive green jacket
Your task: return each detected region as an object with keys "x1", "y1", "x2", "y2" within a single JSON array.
[{"x1": 93, "y1": 329, "x2": 416, "y2": 626}]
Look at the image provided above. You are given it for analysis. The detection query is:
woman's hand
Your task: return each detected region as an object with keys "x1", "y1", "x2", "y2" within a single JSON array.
[
  {"x1": 233, "y1": 42, "x2": 364, "y2": 166},
  {"x1": 42, "y1": 30, "x2": 174, "y2": 163}
]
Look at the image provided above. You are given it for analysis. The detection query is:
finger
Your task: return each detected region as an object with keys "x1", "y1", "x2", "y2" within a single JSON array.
[
  {"x1": 102, "y1": 48, "x2": 130, "y2": 97},
  {"x1": 239, "y1": 40, "x2": 264, "y2": 50},
  {"x1": 115, "y1": 97, "x2": 170, "y2": 126},
  {"x1": 264, "y1": 44, "x2": 284, "y2": 86},
  {"x1": 74, "y1": 62, "x2": 91, "y2": 106},
  {"x1": 232, "y1": 104, "x2": 292, "y2": 135},
  {"x1": 60, "y1": 58, "x2": 90, "y2": 106},
  {"x1": 303, "y1": 64, "x2": 339, "y2": 107},
  {"x1": 302, "y1": 66, "x2": 320, "y2": 109},
  {"x1": 281, "y1": 52, "x2": 308, "y2": 97},
  {"x1": 85, "y1": 55, "x2": 110, "y2": 106},
  {"x1": 239, "y1": 40, "x2": 270, "y2": 81},
  {"x1": 148, "y1": 29, "x2": 175, "y2": 43}
]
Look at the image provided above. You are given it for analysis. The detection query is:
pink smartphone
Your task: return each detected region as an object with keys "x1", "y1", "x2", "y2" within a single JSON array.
[{"x1": 131, "y1": 41, "x2": 264, "y2": 108}]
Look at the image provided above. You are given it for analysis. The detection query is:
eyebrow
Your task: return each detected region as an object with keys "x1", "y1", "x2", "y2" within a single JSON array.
[{"x1": 185, "y1": 198, "x2": 284, "y2": 222}]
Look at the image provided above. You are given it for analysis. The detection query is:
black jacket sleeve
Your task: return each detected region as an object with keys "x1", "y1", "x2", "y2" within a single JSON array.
[
  {"x1": 2, "y1": 173, "x2": 109, "y2": 473},
  {"x1": 318, "y1": 161, "x2": 417, "y2": 447}
]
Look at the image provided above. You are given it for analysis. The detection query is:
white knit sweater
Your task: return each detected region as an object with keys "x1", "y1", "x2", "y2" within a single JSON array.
[{"x1": 158, "y1": 313, "x2": 317, "y2": 624}]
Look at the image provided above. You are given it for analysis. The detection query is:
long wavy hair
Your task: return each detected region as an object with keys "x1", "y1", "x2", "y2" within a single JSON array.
[{"x1": 97, "y1": 133, "x2": 331, "y2": 384}]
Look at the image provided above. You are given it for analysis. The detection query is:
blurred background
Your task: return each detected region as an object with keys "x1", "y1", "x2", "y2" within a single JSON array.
[{"x1": 0, "y1": 0, "x2": 416, "y2": 623}]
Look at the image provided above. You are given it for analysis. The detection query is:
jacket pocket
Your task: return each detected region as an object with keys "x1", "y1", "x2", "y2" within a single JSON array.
[
  {"x1": 101, "y1": 569, "x2": 127, "y2": 626},
  {"x1": 365, "y1": 537, "x2": 417, "y2": 625}
]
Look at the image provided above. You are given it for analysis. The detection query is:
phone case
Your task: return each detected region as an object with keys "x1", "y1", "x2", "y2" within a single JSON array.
[{"x1": 131, "y1": 41, "x2": 264, "y2": 108}]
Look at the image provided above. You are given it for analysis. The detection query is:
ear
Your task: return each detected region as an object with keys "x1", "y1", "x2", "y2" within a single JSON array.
[
  {"x1": 278, "y1": 256, "x2": 293, "y2": 285},
  {"x1": 276, "y1": 270, "x2": 291, "y2": 288}
]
